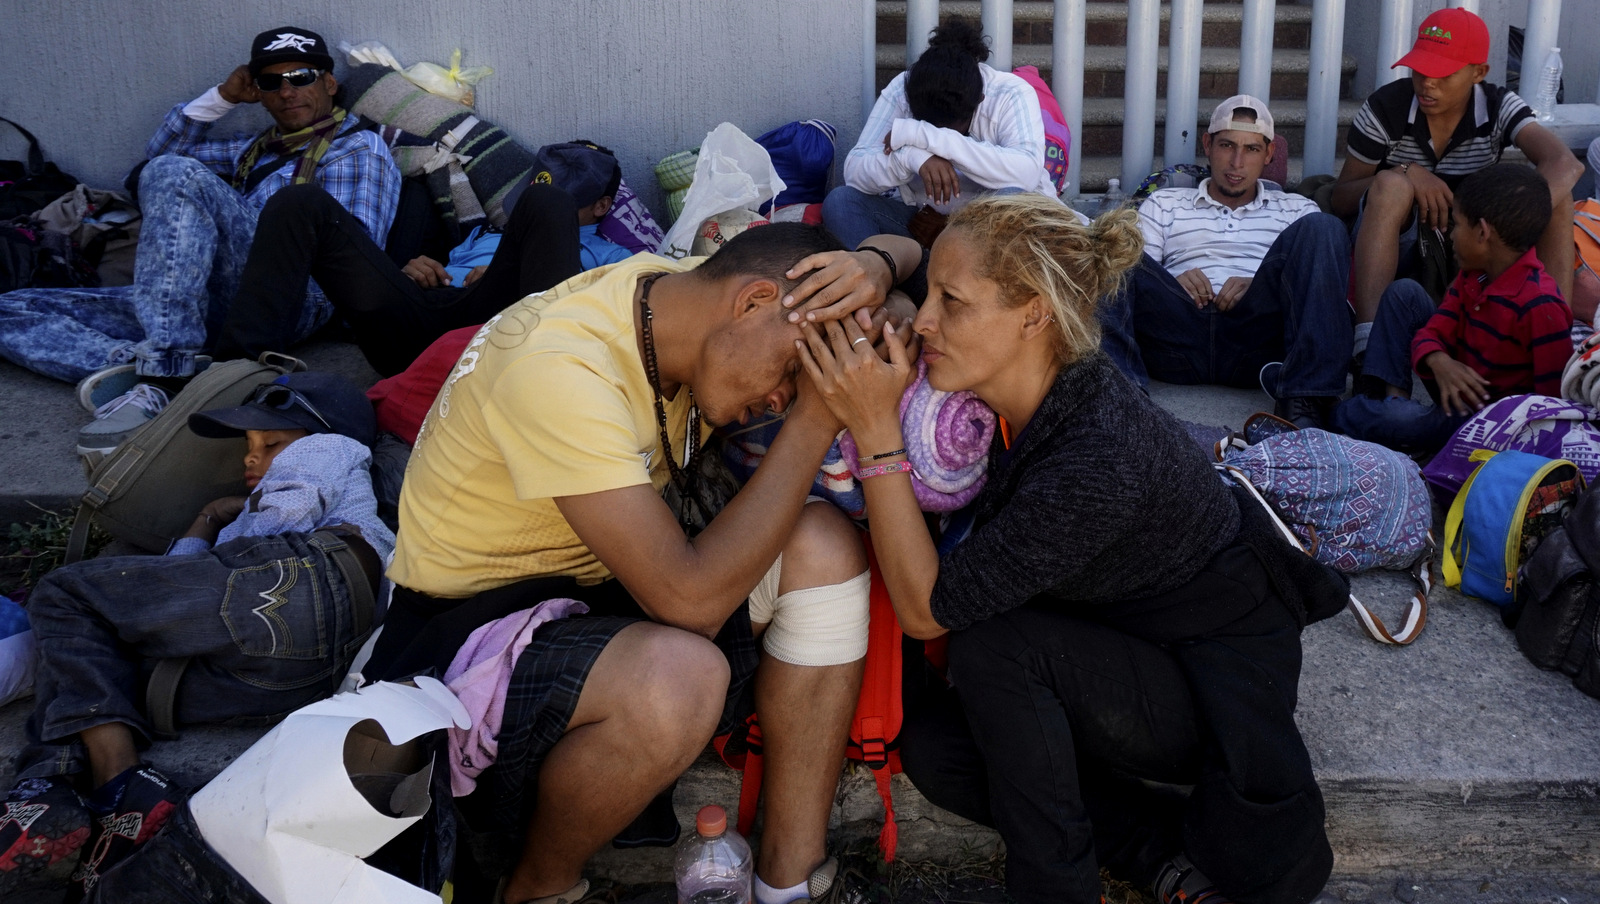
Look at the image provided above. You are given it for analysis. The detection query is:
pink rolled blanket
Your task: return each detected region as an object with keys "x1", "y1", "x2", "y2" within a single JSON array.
[{"x1": 839, "y1": 358, "x2": 996, "y2": 511}]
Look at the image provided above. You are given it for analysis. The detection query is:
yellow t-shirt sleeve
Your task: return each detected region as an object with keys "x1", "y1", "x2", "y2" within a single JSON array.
[{"x1": 483, "y1": 352, "x2": 651, "y2": 500}]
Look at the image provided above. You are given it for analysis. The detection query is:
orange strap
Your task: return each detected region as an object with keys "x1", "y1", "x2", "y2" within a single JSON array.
[{"x1": 735, "y1": 717, "x2": 764, "y2": 838}]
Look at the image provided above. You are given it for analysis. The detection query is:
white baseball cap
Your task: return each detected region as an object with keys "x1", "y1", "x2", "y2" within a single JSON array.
[{"x1": 1208, "y1": 95, "x2": 1275, "y2": 142}]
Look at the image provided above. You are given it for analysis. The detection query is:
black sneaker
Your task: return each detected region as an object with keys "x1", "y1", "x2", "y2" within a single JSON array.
[
  {"x1": 70, "y1": 766, "x2": 184, "y2": 900},
  {"x1": 1152, "y1": 854, "x2": 1233, "y2": 903},
  {"x1": 1273, "y1": 395, "x2": 1335, "y2": 431},
  {"x1": 0, "y1": 777, "x2": 94, "y2": 898}
]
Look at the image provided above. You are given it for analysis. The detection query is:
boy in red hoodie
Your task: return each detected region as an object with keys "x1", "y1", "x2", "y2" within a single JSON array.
[{"x1": 1334, "y1": 163, "x2": 1574, "y2": 451}]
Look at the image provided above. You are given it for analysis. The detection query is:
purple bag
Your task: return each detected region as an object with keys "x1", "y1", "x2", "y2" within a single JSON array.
[
  {"x1": 1423, "y1": 394, "x2": 1600, "y2": 498},
  {"x1": 597, "y1": 176, "x2": 665, "y2": 254}
]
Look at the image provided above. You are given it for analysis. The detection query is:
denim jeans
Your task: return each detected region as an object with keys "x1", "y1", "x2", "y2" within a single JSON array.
[
  {"x1": 1332, "y1": 278, "x2": 1466, "y2": 451},
  {"x1": 1099, "y1": 212, "x2": 1353, "y2": 397},
  {"x1": 820, "y1": 185, "x2": 917, "y2": 249},
  {"x1": 0, "y1": 156, "x2": 331, "y2": 382},
  {"x1": 15, "y1": 531, "x2": 370, "y2": 781}
]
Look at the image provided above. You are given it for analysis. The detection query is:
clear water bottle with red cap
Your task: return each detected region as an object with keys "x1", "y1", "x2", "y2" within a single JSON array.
[{"x1": 674, "y1": 805, "x2": 753, "y2": 904}]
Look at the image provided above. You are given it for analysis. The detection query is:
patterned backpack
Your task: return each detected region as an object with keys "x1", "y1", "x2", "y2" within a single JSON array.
[{"x1": 1220, "y1": 420, "x2": 1436, "y2": 644}]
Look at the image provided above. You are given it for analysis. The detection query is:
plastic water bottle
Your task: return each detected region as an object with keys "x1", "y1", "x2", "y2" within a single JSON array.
[
  {"x1": 1099, "y1": 178, "x2": 1126, "y2": 214},
  {"x1": 1535, "y1": 47, "x2": 1563, "y2": 122},
  {"x1": 674, "y1": 805, "x2": 752, "y2": 904}
]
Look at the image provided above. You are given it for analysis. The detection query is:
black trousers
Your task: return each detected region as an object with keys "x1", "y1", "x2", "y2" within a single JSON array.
[
  {"x1": 902, "y1": 543, "x2": 1332, "y2": 904},
  {"x1": 214, "y1": 183, "x2": 584, "y2": 376}
]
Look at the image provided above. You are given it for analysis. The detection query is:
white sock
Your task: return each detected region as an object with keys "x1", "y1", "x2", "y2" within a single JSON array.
[
  {"x1": 1353, "y1": 321, "x2": 1373, "y2": 357},
  {"x1": 754, "y1": 874, "x2": 809, "y2": 904}
]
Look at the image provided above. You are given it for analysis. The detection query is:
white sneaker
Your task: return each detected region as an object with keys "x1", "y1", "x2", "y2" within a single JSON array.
[{"x1": 75, "y1": 384, "x2": 170, "y2": 456}]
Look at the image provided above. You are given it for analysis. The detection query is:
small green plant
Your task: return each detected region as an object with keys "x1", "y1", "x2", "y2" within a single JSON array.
[{"x1": 2, "y1": 505, "x2": 110, "y2": 596}]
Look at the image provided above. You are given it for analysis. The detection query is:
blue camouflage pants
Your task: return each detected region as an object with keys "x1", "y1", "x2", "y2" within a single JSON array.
[{"x1": 0, "y1": 156, "x2": 331, "y2": 382}]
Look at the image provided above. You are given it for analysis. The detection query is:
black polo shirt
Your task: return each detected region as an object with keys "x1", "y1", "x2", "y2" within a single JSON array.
[{"x1": 1346, "y1": 80, "x2": 1534, "y2": 189}]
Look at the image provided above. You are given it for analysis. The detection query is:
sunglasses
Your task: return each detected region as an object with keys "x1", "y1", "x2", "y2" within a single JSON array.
[
  {"x1": 250, "y1": 382, "x2": 333, "y2": 432},
  {"x1": 253, "y1": 68, "x2": 324, "y2": 92}
]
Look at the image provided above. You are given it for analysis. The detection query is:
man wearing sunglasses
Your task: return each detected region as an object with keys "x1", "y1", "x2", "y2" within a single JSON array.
[{"x1": 0, "y1": 26, "x2": 399, "y2": 457}]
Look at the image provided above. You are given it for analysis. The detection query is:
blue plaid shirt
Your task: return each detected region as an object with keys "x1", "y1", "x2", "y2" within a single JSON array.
[{"x1": 147, "y1": 103, "x2": 400, "y2": 246}]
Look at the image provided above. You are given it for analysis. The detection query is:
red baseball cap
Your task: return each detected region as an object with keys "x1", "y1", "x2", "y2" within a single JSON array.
[{"x1": 1393, "y1": 8, "x2": 1489, "y2": 78}]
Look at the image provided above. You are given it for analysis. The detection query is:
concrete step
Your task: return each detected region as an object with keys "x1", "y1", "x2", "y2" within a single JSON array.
[
  {"x1": 875, "y1": 0, "x2": 1316, "y2": 50},
  {"x1": 876, "y1": 44, "x2": 1358, "y2": 99},
  {"x1": 1076, "y1": 96, "x2": 1360, "y2": 156},
  {"x1": 2, "y1": 353, "x2": 1598, "y2": 893}
]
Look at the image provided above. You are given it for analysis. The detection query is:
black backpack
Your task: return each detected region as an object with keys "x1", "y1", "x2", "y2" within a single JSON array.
[
  {"x1": 0, "y1": 221, "x2": 33, "y2": 293},
  {"x1": 0, "y1": 117, "x2": 79, "y2": 220},
  {"x1": 1516, "y1": 484, "x2": 1600, "y2": 699}
]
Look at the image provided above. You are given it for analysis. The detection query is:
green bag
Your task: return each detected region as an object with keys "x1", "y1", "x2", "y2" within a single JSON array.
[{"x1": 65, "y1": 353, "x2": 305, "y2": 562}]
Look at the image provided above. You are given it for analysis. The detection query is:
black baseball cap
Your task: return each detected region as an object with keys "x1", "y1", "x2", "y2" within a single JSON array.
[
  {"x1": 249, "y1": 27, "x2": 336, "y2": 77},
  {"x1": 190, "y1": 372, "x2": 377, "y2": 448},
  {"x1": 530, "y1": 141, "x2": 623, "y2": 208}
]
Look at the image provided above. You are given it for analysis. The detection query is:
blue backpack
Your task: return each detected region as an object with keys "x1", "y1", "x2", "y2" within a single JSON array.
[
  {"x1": 1445, "y1": 449, "x2": 1586, "y2": 613},
  {"x1": 755, "y1": 120, "x2": 837, "y2": 211}
]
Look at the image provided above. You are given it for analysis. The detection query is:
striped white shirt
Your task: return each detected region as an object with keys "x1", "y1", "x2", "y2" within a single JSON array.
[
  {"x1": 1346, "y1": 81, "x2": 1534, "y2": 190},
  {"x1": 1137, "y1": 181, "x2": 1319, "y2": 292},
  {"x1": 844, "y1": 63, "x2": 1056, "y2": 213}
]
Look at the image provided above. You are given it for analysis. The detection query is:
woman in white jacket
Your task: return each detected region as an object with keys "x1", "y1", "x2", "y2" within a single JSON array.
[{"x1": 822, "y1": 20, "x2": 1055, "y2": 288}]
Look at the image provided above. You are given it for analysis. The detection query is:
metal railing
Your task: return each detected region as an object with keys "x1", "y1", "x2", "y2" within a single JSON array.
[{"x1": 868, "y1": 0, "x2": 1577, "y2": 197}]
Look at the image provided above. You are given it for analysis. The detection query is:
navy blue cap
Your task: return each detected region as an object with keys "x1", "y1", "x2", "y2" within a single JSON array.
[
  {"x1": 530, "y1": 141, "x2": 622, "y2": 208},
  {"x1": 189, "y1": 372, "x2": 377, "y2": 448}
]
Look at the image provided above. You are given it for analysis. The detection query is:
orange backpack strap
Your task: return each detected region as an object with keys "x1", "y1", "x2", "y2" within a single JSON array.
[
  {"x1": 715, "y1": 535, "x2": 908, "y2": 860},
  {"x1": 713, "y1": 712, "x2": 766, "y2": 837},
  {"x1": 736, "y1": 716, "x2": 764, "y2": 838},
  {"x1": 851, "y1": 536, "x2": 905, "y2": 860}
]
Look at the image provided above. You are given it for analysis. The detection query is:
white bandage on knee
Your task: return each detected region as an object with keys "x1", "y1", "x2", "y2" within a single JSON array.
[
  {"x1": 749, "y1": 554, "x2": 785, "y2": 625},
  {"x1": 756, "y1": 570, "x2": 871, "y2": 667}
]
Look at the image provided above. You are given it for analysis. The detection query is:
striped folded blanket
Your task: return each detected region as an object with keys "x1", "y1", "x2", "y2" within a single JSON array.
[
  {"x1": 722, "y1": 416, "x2": 865, "y2": 520},
  {"x1": 341, "y1": 63, "x2": 534, "y2": 231}
]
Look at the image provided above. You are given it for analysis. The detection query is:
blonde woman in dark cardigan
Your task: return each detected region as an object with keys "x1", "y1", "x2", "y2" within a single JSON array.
[{"x1": 796, "y1": 194, "x2": 1347, "y2": 904}]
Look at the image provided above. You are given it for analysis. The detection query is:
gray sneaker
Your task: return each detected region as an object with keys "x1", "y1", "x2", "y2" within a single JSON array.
[
  {"x1": 76, "y1": 384, "x2": 170, "y2": 456},
  {"x1": 76, "y1": 364, "x2": 137, "y2": 413},
  {"x1": 76, "y1": 356, "x2": 212, "y2": 412}
]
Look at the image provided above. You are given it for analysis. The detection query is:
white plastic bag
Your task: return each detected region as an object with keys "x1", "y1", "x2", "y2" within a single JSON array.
[
  {"x1": 402, "y1": 49, "x2": 493, "y2": 107},
  {"x1": 659, "y1": 123, "x2": 787, "y2": 260},
  {"x1": 190, "y1": 678, "x2": 470, "y2": 904},
  {"x1": 336, "y1": 43, "x2": 492, "y2": 107},
  {"x1": 337, "y1": 40, "x2": 405, "y2": 72}
]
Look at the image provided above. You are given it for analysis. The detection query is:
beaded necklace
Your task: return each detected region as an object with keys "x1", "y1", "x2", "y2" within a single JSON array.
[{"x1": 638, "y1": 273, "x2": 701, "y2": 489}]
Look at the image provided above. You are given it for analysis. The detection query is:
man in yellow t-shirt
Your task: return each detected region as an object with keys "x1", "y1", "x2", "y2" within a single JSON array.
[{"x1": 368, "y1": 222, "x2": 923, "y2": 904}]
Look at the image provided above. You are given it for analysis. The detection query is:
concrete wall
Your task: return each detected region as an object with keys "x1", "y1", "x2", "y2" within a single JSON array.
[
  {"x1": 0, "y1": 0, "x2": 866, "y2": 221},
  {"x1": 1344, "y1": 0, "x2": 1600, "y2": 116}
]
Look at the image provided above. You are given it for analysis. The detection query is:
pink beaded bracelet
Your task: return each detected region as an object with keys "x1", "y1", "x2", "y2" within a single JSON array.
[{"x1": 858, "y1": 461, "x2": 914, "y2": 479}]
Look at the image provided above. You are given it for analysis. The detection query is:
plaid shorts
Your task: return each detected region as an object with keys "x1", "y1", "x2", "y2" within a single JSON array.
[{"x1": 464, "y1": 602, "x2": 758, "y2": 832}]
